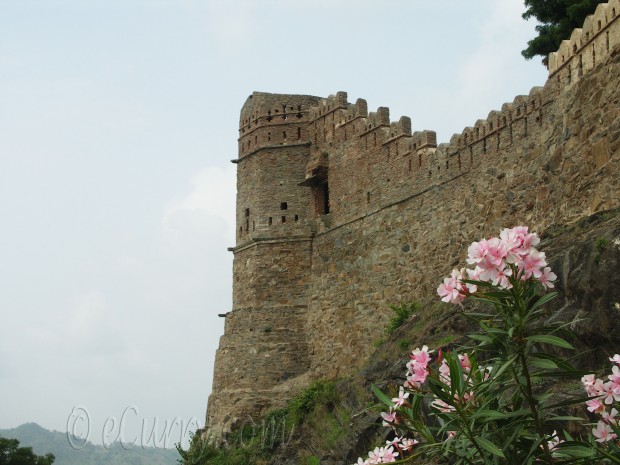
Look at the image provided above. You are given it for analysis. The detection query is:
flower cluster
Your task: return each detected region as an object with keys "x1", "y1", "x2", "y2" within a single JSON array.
[
  {"x1": 354, "y1": 346, "x2": 433, "y2": 464},
  {"x1": 355, "y1": 346, "x2": 484, "y2": 464},
  {"x1": 404, "y1": 345, "x2": 433, "y2": 389},
  {"x1": 354, "y1": 436, "x2": 417, "y2": 464},
  {"x1": 583, "y1": 356, "x2": 620, "y2": 443},
  {"x1": 437, "y1": 226, "x2": 557, "y2": 304}
]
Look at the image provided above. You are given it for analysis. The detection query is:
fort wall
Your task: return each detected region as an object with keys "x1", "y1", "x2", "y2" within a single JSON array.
[{"x1": 206, "y1": 3, "x2": 620, "y2": 438}]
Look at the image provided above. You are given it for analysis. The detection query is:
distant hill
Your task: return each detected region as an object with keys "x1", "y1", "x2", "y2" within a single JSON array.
[{"x1": 0, "y1": 423, "x2": 179, "y2": 465}]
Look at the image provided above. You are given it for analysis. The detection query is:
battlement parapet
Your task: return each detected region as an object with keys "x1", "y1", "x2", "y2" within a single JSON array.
[
  {"x1": 411, "y1": 130, "x2": 437, "y2": 150},
  {"x1": 548, "y1": 0, "x2": 619, "y2": 85},
  {"x1": 237, "y1": 92, "x2": 322, "y2": 158}
]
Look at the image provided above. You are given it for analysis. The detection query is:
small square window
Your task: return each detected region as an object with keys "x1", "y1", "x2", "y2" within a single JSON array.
[{"x1": 280, "y1": 202, "x2": 288, "y2": 210}]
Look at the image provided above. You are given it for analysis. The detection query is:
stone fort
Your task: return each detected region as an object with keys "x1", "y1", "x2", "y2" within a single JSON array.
[{"x1": 206, "y1": 1, "x2": 620, "y2": 438}]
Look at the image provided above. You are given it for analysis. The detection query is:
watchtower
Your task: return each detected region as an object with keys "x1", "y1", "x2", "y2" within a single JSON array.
[{"x1": 206, "y1": 92, "x2": 322, "y2": 436}]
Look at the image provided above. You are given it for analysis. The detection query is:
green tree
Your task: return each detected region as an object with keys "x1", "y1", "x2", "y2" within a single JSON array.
[
  {"x1": 0, "y1": 438, "x2": 55, "y2": 465},
  {"x1": 522, "y1": 0, "x2": 606, "y2": 62}
]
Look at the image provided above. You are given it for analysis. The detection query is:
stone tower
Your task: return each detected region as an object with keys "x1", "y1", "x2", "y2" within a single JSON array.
[{"x1": 205, "y1": 92, "x2": 322, "y2": 437}]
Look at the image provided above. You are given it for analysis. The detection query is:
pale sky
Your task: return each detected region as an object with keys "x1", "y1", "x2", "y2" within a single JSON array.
[{"x1": 0, "y1": 0, "x2": 548, "y2": 448}]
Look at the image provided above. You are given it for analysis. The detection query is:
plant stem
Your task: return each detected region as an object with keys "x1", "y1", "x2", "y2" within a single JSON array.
[{"x1": 516, "y1": 348, "x2": 555, "y2": 464}]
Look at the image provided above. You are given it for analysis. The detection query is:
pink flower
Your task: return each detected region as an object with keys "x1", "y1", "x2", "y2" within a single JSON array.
[
  {"x1": 381, "y1": 410, "x2": 398, "y2": 427},
  {"x1": 609, "y1": 365, "x2": 620, "y2": 385},
  {"x1": 465, "y1": 266, "x2": 482, "y2": 293},
  {"x1": 408, "y1": 365, "x2": 429, "y2": 384},
  {"x1": 400, "y1": 437, "x2": 418, "y2": 451},
  {"x1": 479, "y1": 237, "x2": 507, "y2": 270},
  {"x1": 458, "y1": 353, "x2": 472, "y2": 371},
  {"x1": 467, "y1": 240, "x2": 490, "y2": 266},
  {"x1": 468, "y1": 238, "x2": 507, "y2": 271},
  {"x1": 368, "y1": 446, "x2": 398, "y2": 463},
  {"x1": 582, "y1": 373, "x2": 596, "y2": 388},
  {"x1": 385, "y1": 437, "x2": 401, "y2": 449},
  {"x1": 539, "y1": 267, "x2": 557, "y2": 290},
  {"x1": 381, "y1": 446, "x2": 399, "y2": 462},
  {"x1": 501, "y1": 226, "x2": 540, "y2": 262},
  {"x1": 593, "y1": 420, "x2": 617, "y2": 442},
  {"x1": 437, "y1": 269, "x2": 466, "y2": 304},
  {"x1": 410, "y1": 345, "x2": 433, "y2": 367},
  {"x1": 403, "y1": 378, "x2": 420, "y2": 390},
  {"x1": 610, "y1": 354, "x2": 620, "y2": 365},
  {"x1": 431, "y1": 397, "x2": 454, "y2": 413},
  {"x1": 438, "y1": 359, "x2": 451, "y2": 384},
  {"x1": 392, "y1": 388, "x2": 409, "y2": 408},
  {"x1": 479, "y1": 263, "x2": 513, "y2": 289},
  {"x1": 518, "y1": 249, "x2": 547, "y2": 280},
  {"x1": 546, "y1": 430, "x2": 564, "y2": 451},
  {"x1": 602, "y1": 408, "x2": 619, "y2": 425},
  {"x1": 601, "y1": 381, "x2": 620, "y2": 405},
  {"x1": 586, "y1": 397, "x2": 606, "y2": 414},
  {"x1": 367, "y1": 447, "x2": 383, "y2": 463}
]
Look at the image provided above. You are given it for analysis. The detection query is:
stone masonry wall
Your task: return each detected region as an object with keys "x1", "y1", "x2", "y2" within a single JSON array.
[{"x1": 205, "y1": 1, "x2": 620, "y2": 439}]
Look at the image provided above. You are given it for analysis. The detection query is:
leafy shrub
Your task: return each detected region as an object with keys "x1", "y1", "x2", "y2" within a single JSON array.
[{"x1": 385, "y1": 302, "x2": 420, "y2": 335}]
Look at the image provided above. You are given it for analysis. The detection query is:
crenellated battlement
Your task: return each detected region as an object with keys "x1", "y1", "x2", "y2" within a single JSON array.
[
  {"x1": 237, "y1": 92, "x2": 321, "y2": 159},
  {"x1": 548, "y1": 0, "x2": 619, "y2": 85},
  {"x1": 206, "y1": 3, "x2": 620, "y2": 441}
]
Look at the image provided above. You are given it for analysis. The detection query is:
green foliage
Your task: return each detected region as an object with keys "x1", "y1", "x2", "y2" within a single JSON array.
[
  {"x1": 286, "y1": 379, "x2": 337, "y2": 426},
  {"x1": 176, "y1": 431, "x2": 270, "y2": 465},
  {"x1": 521, "y1": 0, "x2": 606, "y2": 61},
  {"x1": 385, "y1": 301, "x2": 420, "y2": 335},
  {"x1": 595, "y1": 237, "x2": 610, "y2": 250},
  {"x1": 0, "y1": 437, "x2": 55, "y2": 465},
  {"x1": 302, "y1": 455, "x2": 320, "y2": 465},
  {"x1": 398, "y1": 339, "x2": 410, "y2": 350},
  {"x1": 370, "y1": 273, "x2": 598, "y2": 464},
  {"x1": 594, "y1": 236, "x2": 610, "y2": 264},
  {"x1": 433, "y1": 334, "x2": 457, "y2": 346},
  {"x1": 177, "y1": 380, "x2": 339, "y2": 465}
]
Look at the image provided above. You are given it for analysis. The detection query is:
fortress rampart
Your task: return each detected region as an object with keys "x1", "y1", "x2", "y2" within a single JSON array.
[{"x1": 206, "y1": 1, "x2": 620, "y2": 438}]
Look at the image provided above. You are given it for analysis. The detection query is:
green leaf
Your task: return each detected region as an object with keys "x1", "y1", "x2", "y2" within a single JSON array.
[
  {"x1": 526, "y1": 334, "x2": 574, "y2": 349},
  {"x1": 536, "y1": 370, "x2": 586, "y2": 378},
  {"x1": 475, "y1": 437, "x2": 505, "y2": 458},
  {"x1": 528, "y1": 292, "x2": 558, "y2": 313},
  {"x1": 474, "y1": 409, "x2": 506, "y2": 420},
  {"x1": 553, "y1": 443, "x2": 595, "y2": 458},
  {"x1": 548, "y1": 415, "x2": 584, "y2": 422},
  {"x1": 532, "y1": 392, "x2": 553, "y2": 402},
  {"x1": 371, "y1": 384, "x2": 393, "y2": 408},
  {"x1": 529, "y1": 352, "x2": 576, "y2": 371},
  {"x1": 544, "y1": 395, "x2": 592, "y2": 410},
  {"x1": 491, "y1": 355, "x2": 518, "y2": 380},
  {"x1": 469, "y1": 334, "x2": 494, "y2": 343},
  {"x1": 530, "y1": 358, "x2": 558, "y2": 369}
]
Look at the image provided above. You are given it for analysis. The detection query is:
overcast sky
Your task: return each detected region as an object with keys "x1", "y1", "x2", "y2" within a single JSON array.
[{"x1": 0, "y1": 0, "x2": 549, "y2": 449}]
